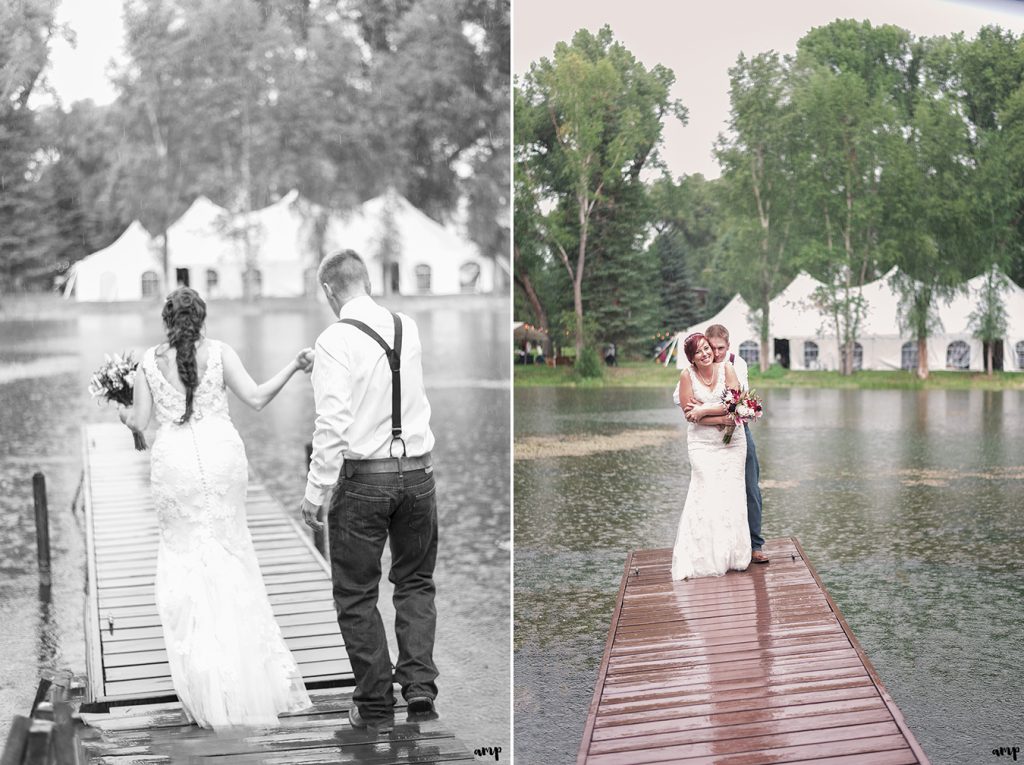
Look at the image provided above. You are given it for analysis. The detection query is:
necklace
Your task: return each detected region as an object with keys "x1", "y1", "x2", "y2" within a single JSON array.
[{"x1": 695, "y1": 363, "x2": 714, "y2": 387}]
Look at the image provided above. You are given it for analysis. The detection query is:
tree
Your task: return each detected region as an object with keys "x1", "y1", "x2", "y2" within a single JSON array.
[
  {"x1": 714, "y1": 51, "x2": 800, "y2": 371},
  {"x1": 0, "y1": 0, "x2": 61, "y2": 290},
  {"x1": 584, "y1": 179, "x2": 663, "y2": 354},
  {"x1": 886, "y1": 35, "x2": 973, "y2": 378},
  {"x1": 512, "y1": 102, "x2": 552, "y2": 352},
  {"x1": 968, "y1": 266, "x2": 1008, "y2": 375},
  {"x1": 647, "y1": 174, "x2": 718, "y2": 337},
  {"x1": 515, "y1": 26, "x2": 686, "y2": 358},
  {"x1": 367, "y1": 0, "x2": 509, "y2": 222},
  {"x1": 791, "y1": 21, "x2": 912, "y2": 374}
]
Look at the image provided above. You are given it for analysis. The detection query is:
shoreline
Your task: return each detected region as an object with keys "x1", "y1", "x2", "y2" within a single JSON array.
[{"x1": 514, "y1": 360, "x2": 1024, "y2": 391}]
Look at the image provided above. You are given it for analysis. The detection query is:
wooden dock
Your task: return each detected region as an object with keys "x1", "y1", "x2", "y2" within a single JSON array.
[
  {"x1": 53, "y1": 422, "x2": 475, "y2": 764},
  {"x1": 75, "y1": 689, "x2": 473, "y2": 763},
  {"x1": 81, "y1": 423, "x2": 351, "y2": 707},
  {"x1": 576, "y1": 538, "x2": 930, "y2": 765}
]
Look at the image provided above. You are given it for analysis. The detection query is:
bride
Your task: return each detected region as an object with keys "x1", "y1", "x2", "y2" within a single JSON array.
[
  {"x1": 671, "y1": 332, "x2": 751, "y2": 580},
  {"x1": 118, "y1": 286, "x2": 313, "y2": 728}
]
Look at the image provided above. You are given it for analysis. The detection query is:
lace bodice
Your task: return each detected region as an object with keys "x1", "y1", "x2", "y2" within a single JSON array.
[
  {"x1": 687, "y1": 363, "x2": 725, "y2": 404},
  {"x1": 143, "y1": 341, "x2": 230, "y2": 426}
]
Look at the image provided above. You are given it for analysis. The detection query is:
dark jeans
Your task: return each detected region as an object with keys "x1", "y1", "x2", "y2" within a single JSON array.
[
  {"x1": 744, "y1": 424, "x2": 764, "y2": 550},
  {"x1": 328, "y1": 466, "x2": 439, "y2": 721}
]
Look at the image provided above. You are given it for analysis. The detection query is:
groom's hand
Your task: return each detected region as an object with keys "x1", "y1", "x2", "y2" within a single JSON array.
[{"x1": 300, "y1": 497, "x2": 324, "y2": 532}]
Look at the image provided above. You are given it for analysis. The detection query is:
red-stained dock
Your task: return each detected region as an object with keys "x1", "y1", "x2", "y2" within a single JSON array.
[{"x1": 576, "y1": 538, "x2": 930, "y2": 765}]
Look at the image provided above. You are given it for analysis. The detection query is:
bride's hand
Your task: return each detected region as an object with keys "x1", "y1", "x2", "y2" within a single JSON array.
[
  {"x1": 295, "y1": 348, "x2": 315, "y2": 373},
  {"x1": 117, "y1": 404, "x2": 130, "y2": 426}
]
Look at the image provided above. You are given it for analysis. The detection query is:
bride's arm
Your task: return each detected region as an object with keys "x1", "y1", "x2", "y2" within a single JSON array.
[
  {"x1": 118, "y1": 364, "x2": 153, "y2": 433},
  {"x1": 687, "y1": 363, "x2": 733, "y2": 422},
  {"x1": 222, "y1": 343, "x2": 313, "y2": 411},
  {"x1": 677, "y1": 370, "x2": 696, "y2": 416},
  {"x1": 693, "y1": 363, "x2": 743, "y2": 426}
]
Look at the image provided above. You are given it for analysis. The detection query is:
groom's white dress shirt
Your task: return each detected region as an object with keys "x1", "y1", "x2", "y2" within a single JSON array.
[
  {"x1": 304, "y1": 295, "x2": 435, "y2": 506},
  {"x1": 672, "y1": 352, "x2": 749, "y2": 407}
]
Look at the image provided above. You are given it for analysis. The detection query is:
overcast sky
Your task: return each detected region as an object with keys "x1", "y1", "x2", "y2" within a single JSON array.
[
  {"x1": 43, "y1": 0, "x2": 125, "y2": 108},
  {"x1": 514, "y1": 0, "x2": 1024, "y2": 178},
  {"x1": 42, "y1": 0, "x2": 1024, "y2": 178}
]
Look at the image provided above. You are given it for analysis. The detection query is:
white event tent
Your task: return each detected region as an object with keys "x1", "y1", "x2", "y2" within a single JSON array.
[
  {"x1": 164, "y1": 196, "x2": 243, "y2": 299},
  {"x1": 165, "y1": 190, "x2": 324, "y2": 299},
  {"x1": 324, "y1": 189, "x2": 497, "y2": 296},
  {"x1": 667, "y1": 267, "x2": 1024, "y2": 372},
  {"x1": 62, "y1": 221, "x2": 164, "y2": 301},
  {"x1": 666, "y1": 294, "x2": 759, "y2": 369},
  {"x1": 239, "y1": 190, "x2": 323, "y2": 298},
  {"x1": 932, "y1": 270, "x2": 1024, "y2": 372},
  {"x1": 68, "y1": 188, "x2": 500, "y2": 301}
]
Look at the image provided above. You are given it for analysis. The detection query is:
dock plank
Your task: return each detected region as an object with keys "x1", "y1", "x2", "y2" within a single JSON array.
[
  {"x1": 576, "y1": 539, "x2": 930, "y2": 765},
  {"x1": 76, "y1": 689, "x2": 474, "y2": 764},
  {"x1": 81, "y1": 423, "x2": 353, "y2": 707}
]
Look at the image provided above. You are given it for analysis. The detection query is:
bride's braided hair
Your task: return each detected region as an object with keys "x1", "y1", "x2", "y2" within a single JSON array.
[{"x1": 161, "y1": 287, "x2": 207, "y2": 424}]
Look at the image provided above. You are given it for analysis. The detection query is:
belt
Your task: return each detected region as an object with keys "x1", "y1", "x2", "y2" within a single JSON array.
[{"x1": 343, "y1": 452, "x2": 432, "y2": 477}]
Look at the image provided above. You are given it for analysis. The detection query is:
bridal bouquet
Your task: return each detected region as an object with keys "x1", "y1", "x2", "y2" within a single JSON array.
[
  {"x1": 720, "y1": 388, "x2": 764, "y2": 444},
  {"x1": 89, "y1": 352, "x2": 147, "y2": 450}
]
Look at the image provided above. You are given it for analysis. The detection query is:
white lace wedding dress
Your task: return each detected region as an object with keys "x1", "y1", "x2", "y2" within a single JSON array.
[
  {"x1": 671, "y1": 364, "x2": 752, "y2": 580},
  {"x1": 142, "y1": 340, "x2": 311, "y2": 728}
]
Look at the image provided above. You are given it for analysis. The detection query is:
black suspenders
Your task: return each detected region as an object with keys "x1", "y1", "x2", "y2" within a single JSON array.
[{"x1": 338, "y1": 312, "x2": 406, "y2": 458}]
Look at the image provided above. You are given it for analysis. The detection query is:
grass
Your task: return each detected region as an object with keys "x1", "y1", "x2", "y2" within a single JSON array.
[{"x1": 513, "y1": 359, "x2": 1024, "y2": 390}]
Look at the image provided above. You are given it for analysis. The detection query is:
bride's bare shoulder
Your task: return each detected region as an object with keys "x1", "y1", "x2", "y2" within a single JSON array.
[{"x1": 209, "y1": 339, "x2": 238, "y2": 356}]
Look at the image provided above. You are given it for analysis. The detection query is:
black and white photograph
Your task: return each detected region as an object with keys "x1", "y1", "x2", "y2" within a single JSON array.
[{"x1": 1, "y1": 0, "x2": 510, "y2": 761}]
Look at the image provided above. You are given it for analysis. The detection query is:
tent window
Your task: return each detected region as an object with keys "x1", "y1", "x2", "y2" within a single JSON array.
[
  {"x1": 901, "y1": 341, "x2": 918, "y2": 371},
  {"x1": 738, "y1": 341, "x2": 759, "y2": 366},
  {"x1": 206, "y1": 269, "x2": 219, "y2": 293},
  {"x1": 1017, "y1": 341, "x2": 1024, "y2": 369},
  {"x1": 841, "y1": 342, "x2": 864, "y2": 371},
  {"x1": 803, "y1": 341, "x2": 819, "y2": 369},
  {"x1": 415, "y1": 264, "x2": 431, "y2": 293},
  {"x1": 946, "y1": 340, "x2": 970, "y2": 370},
  {"x1": 459, "y1": 262, "x2": 481, "y2": 293},
  {"x1": 141, "y1": 271, "x2": 160, "y2": 298}
]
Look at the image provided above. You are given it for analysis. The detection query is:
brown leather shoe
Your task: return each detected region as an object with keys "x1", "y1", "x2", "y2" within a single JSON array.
[{"x1": 751, "y1": 550, "x2": 770, "y2": 564}]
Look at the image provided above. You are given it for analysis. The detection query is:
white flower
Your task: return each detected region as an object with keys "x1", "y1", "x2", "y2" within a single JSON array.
[
  {"x1": 736, "y1": 404, "x2": 753, "y2": 419},
  {"x1": 125, "y1": 370, "x2": 136, "y2": 387}
]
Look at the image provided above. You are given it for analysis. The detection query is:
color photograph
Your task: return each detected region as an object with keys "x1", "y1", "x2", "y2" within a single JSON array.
[{"x1": 514, "y1": 1, "x2": 1024, "y2": 763}]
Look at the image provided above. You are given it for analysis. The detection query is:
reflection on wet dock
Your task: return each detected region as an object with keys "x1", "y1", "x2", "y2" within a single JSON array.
[
  {"x1": 576, "y1": 538, "x2": 930, "y2": 765},
  {"x1": 76, "y1": 689, "x2": 473, "y2": 763}
]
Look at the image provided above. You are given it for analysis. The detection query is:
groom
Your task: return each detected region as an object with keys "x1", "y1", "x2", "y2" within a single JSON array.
[
  {"x1": 299, "y1": 249, "x2": 439, "y2": 729},
  {"x1": 674, "y1": 323, "x2": 768, "y2": 564}
]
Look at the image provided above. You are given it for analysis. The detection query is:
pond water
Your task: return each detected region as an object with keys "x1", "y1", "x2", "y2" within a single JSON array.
[
  {"x1": 0, "y1": 295, "x2": 510, "y2": 751},
  {"x1": 514, "y1": 385, "x2": 1024, "y2": 765}
]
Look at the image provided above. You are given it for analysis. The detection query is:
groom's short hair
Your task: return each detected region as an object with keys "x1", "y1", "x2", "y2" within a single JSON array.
[
  {"x1": 705, "y1": 324, "x2": 730, "y2": 343},
  {"x1": 319, "y1": 249, "x2": 371, "y2": 295}
]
